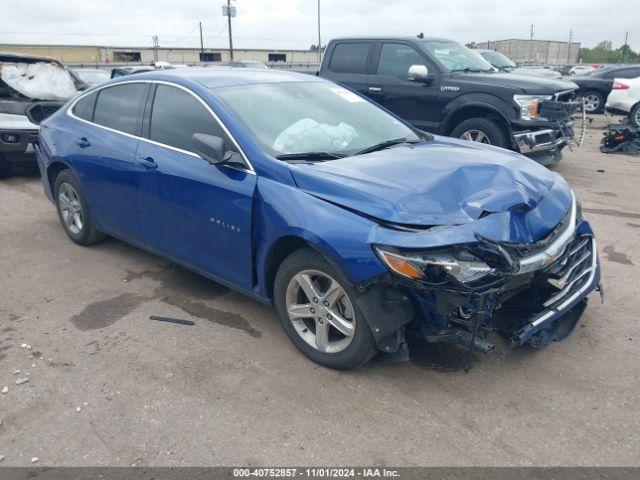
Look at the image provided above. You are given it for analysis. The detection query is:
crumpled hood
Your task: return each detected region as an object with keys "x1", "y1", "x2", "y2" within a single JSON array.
[{"x1": 289, "y1": 136, "x2": 571, "y2": 231}]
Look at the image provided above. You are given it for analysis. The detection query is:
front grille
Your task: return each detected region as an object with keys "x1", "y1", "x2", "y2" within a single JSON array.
[{"x1": 541, "y1": 235, "x2": 595, "y2": 309}]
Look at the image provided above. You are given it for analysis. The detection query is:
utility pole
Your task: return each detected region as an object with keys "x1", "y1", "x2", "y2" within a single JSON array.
[
  {"x1": 528, "y1": 23, "x2": 534, "y2": 64},
  {"x1": 317, "y1": 0, "x2": 321, "y2": 63},
  {"x1": 621, "y1": 31, "x2": 629, "y2": 63},
  {"x1": 227, "y1": 0, "x2": 234, "y2": 61},
  {"x1": 567, "y1": 29, "x2": 573, "y2": 65},
  {"x1": 152, "y1": 35, "x2": 159, "y2": 62},
  {"x1": 199, "y1": 21, "x2": 204, "y2": 58}
]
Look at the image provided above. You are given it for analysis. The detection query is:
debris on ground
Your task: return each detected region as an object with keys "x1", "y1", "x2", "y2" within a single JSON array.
[
  {"x1": 1, "y1": 386, "x2": 8, "y2": 394},
  {"x1": 31, "y1": 457, "x2": 39, "y2": 463},
  {"x1": 20, "y1": 343, "x2": 32, "y2": 350},
  {"x1": 15, "y1": 378, "x2": 29, "y2": 385},
  {"x1": 601, "y1": 122, "x2": 640, "y2": 154},
  {"x1": 12, "y1": 369, "x2": 20, "y2": 375},
  {"x1": 76, "y1": 406, "x2": 82, "y2": 412},
  {"x1": 0, "y1": 454, "x2": 4, "y2": 462},
  {"x1": 149, "y1": 315, "x2": 195, "y2": 326}
]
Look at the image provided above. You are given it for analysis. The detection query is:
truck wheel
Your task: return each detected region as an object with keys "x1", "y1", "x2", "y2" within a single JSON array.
[
  {"x1": 54, "y1": 169, "x2": 105, "y2": 246},
  {"x1": 630, "y1": 103, "x2": 640, "y2": 127},
  {"x1": 582, "y1": 91, "x2": 604, "y2": 113},
  {"x1": 0, "y1": 154, "x2": 11, "y2": 179},
  {"x1": 273, "y1": 247, "x2": 377, "y2": 369},
  {"x1": 451, "y1": 118, "x2": 507, "y2": 148}
]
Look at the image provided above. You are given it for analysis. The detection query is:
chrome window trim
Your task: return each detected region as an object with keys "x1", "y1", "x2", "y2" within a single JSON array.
[{"x1": 66, "y1": 79, "x2": 256, "y2": 175}]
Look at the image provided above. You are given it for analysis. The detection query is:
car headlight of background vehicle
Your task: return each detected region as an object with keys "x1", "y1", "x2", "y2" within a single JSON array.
[
  {"x1": 374, "y1": 246, "x2": 496, "y2": 285},
  {"x1": 514, "y1": 94, "x2": 553, "y2": 120}
]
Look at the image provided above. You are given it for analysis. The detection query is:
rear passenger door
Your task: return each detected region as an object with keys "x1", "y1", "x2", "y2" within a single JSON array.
[
  {"x1": 366, "y1": 42, "x2": 442, "y2": 131},
  {"x1": 70, "y1": 82, "x2": 149, "y2": 241},
  {"x1": 323, "y1": 41, "x2": 374, "y2": 95},
  {"x1": 136, "y1": 83, "x2": 257, "y2": 289}
]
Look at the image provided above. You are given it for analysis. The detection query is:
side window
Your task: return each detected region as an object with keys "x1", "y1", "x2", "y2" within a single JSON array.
[
  {"x1": 329, "y1": 43, "x2": 370, "y2": 74},
  {"x1": 72, "y1": 91, "x2": 98, "y2": 121},
  {"x1": 377, "y1": 43, "x2": 426, "y2": 80},
  {"x1": 149, "y1": 85, "x2": 231, "y2": 153},
  {"x1": 93, "y1": 83, "x2": 148, "y2": 135}
]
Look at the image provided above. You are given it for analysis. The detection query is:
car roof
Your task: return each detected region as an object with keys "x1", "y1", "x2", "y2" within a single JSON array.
[
  {"x1": 112, "y1": 67, "x2": 316, "y2": 89},
  {"x1": 329, "y1": 36, "x2": 454, "y2": 43}
]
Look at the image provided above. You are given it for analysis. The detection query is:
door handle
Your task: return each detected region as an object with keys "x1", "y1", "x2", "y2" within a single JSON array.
[
  {"x1": 136, "y1": 156, "x2": 158, "y2": 170},
  {"x1": 368, "y1": 86, "x2": 383, "y2": 93},
  {"x1": 75, "y1": 137, "x2": 91, "y2": 148}
]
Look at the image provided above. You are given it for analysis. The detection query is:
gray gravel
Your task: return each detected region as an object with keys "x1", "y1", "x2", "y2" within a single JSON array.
[{"x1": 0, "y1": 115, "x2": 638, "y2": 466}]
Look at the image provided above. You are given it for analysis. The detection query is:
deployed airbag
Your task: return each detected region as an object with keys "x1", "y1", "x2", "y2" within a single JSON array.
[
  {"x1": 0, "y1": 62, "x2": 78, "y2": 101},
  {"x1": 273, "y1": 118, "x2": 358, "y2": 153}
]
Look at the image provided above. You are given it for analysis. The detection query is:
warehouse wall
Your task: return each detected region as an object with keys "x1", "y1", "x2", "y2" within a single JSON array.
[
  {"x1": 476, "y1": 39, "x2": 580, "y2": 65},
  {"x1": 0, "y1": 44, "x2": 318, "y2": 66}
]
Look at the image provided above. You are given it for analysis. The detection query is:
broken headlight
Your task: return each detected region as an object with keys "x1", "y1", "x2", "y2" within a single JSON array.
[
  {"x1": 514, "y1": 94, "x2": 553, "y2": 120},
  {"x1": 374, "y1": 246, "x2": 496, "y2": 285}
]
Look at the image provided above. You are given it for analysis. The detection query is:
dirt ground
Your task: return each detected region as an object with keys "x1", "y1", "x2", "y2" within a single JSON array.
[{"x1": 0, "y1": 115, "x2": 638, "y2": 467}]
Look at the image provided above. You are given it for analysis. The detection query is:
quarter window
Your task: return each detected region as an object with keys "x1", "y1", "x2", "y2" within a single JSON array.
[
  {"x1": 329, "y1": 43, "x2": 370, "y2": 74},
  {"x1": 72, "y1": 91, "x2": 98, "y2": 121},
  {"x1": 149, "y1": 84, "x2": 230, "y2": 153},
  {"x1": 93, "y1": 83, "x2": 148, "y2": 135}
]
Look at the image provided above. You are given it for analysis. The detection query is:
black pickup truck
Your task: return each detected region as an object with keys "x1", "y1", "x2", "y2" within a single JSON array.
[{"x1": 319, "y1": 36, "x2": 583, "y2": 165}]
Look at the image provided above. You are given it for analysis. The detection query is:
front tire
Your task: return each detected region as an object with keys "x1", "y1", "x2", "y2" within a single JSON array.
[
  {"x1": 630, "y1": 103, "x2": 640, "y2": 127},
  {"x1": 54, "y1": 169, "x2": 105, "y2": 245},
  {"x1": 451, "y1": 118, "x2": 507, "y2": 148},
  {"x1": 582, "y1": 91, "x2": 604, "y2": 114},
  {"x1": 273, "y1": 247, "x2": 377, "y2": 369}
]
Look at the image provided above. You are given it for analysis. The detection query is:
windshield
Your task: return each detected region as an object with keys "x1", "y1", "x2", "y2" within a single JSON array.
[
  {"x1": 214, "y1": 81, "x2": 420, "y2": 157},
  {"x1": 419, "y1": 41, "x2": 493, "y2": 73},
  {"x1": 480, "y1": 50, "x2": 516, "y2": 69}
]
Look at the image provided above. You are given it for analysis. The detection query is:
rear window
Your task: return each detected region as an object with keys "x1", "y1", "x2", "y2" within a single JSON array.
[
  {"x1": 72, "y1": 92, "x2": 98, "y2": 121},
  {"x1": 329, "y1": 43, "x2": 370, "y2": 74},
  {"x1": 93, "y1": 83, "x2": 148, "y2": 135}
]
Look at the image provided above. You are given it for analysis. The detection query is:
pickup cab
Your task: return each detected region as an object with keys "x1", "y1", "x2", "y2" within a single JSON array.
[{"x1": 319, "y1": 36, "x2": 583, "y2": 166}]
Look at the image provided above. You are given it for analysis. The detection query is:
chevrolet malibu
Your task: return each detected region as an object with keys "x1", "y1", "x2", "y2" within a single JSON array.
[{"x1": 36, "y1": 69, "x2": 601, "y2": 369}]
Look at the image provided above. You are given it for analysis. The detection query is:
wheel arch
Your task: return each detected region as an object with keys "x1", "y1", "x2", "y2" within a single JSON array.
[
  {"x1": 441, "y1": 103, "x2": 511, "y2": 141},
  {"x1": 46, "y1": 159, "x2": 72, "y2": 195}
]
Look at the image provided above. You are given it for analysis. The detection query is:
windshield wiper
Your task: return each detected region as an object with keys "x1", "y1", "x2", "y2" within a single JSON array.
[
  {"x1": 275, "y1": 152, "x2": 345, "y2": 161},
  {"x1": 354, "y1": 137, "x2": 417, "y2": 156}
]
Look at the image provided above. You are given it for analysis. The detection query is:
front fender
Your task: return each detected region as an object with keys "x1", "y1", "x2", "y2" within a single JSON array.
[
  {"x1": 253, "y1": 176, "x2": 387, "y2": 297},
  {"x1": 440, "y1": 94, "x2": 517, "y2": 134}
]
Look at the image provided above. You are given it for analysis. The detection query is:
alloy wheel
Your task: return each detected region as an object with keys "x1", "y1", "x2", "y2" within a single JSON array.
[
  {"x1": 460, "y1": 129, "x2": 491, "y2": 144},
  {"x1": 58, "y1": 182, "x2": 84, "y2": 234},
  {"x1": 285, "y1": 270, "x2": 356, "y2": 354},
  {"x1": 583, "y1": 94, "x2": 601, "y2": 113}
]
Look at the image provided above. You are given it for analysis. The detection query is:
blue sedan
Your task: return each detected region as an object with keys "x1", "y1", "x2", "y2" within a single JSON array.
[{"x1": 36, "y1": 68, "x2": 601, "y2": 369}]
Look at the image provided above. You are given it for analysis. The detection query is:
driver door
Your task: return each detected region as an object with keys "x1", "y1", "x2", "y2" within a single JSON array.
[
  {"x1": 366, "y1": 42, "x2": 442, "y2": 132},
  {"x1": 136, "y1": 84, "x2": 257, "y2": 289}
]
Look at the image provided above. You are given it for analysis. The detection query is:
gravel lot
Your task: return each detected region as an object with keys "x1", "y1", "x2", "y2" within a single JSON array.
[{"x1": 0, "y1": 115, "x2": 638, "y2": 467}]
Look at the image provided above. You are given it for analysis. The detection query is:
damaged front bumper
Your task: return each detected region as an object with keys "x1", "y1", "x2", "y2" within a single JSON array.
[
  {"x1": 358, "y1": 196, "x2": 601, "y2": 358},
  {"x1": 512, "y1": 100, "x2": 585, "y2": 167}
]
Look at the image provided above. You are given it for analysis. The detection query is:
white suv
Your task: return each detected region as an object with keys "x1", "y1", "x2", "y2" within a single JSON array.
[{"x1": 606, "y1": 77, "x2": 640, "y2": 126}]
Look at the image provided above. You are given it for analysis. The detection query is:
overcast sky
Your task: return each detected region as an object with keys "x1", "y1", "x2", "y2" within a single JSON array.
[{"x1": 1, "y1": 0, "x2": 637, "y2": 51}]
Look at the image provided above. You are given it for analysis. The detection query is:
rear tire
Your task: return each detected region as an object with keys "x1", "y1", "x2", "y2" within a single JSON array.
[
  {"x1": 0, "y1": 154, "x2": 11, "y2": 179},
  {"x1": 582, "y1": 90, "x2": 604, "y2": 114},
  {"x1": 451, "y1": 118, "x2": 507, "y2": 148},
  {"x1": 54, "y1": 169, "x2": 105, "y2": 245},
  {"x1": 273, "y1": 247, "x2": 377, "y2": 369},
  {"x1": 630, "y1": 103, "x2": 640, "y2": 127}
]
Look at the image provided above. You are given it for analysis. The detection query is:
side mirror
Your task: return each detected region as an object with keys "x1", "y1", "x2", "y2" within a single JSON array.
[
  {"x1": 193, "y1": 133, "x2": 226, "y2": 165},
  {"x1": 408, "y1": 64, "x2": 430, "y2": 83}
]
